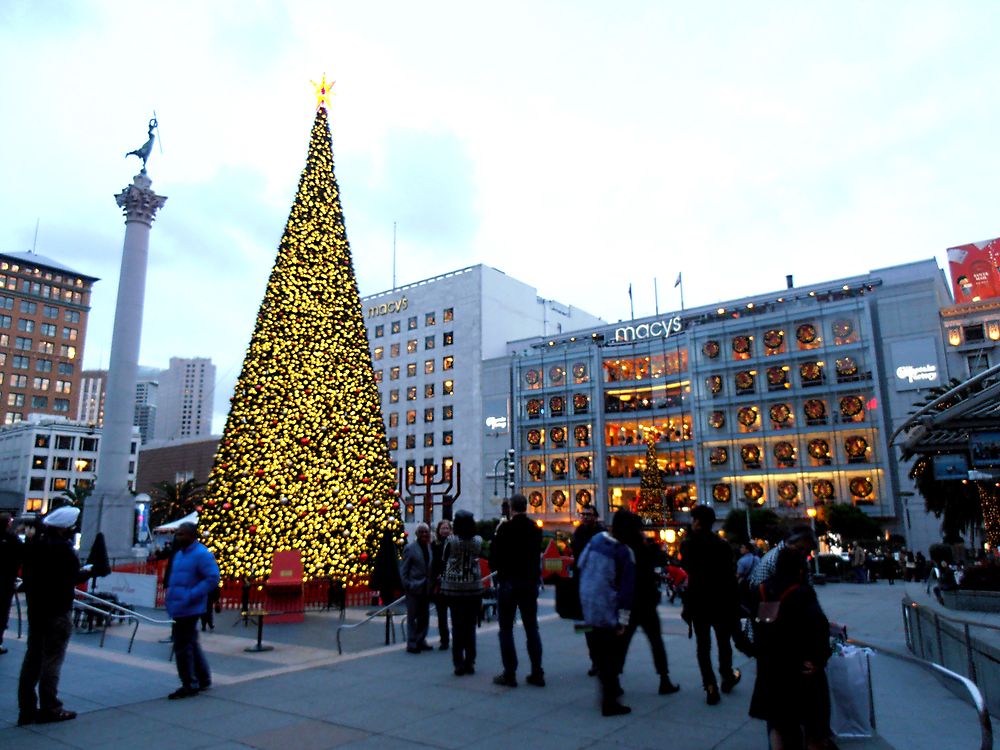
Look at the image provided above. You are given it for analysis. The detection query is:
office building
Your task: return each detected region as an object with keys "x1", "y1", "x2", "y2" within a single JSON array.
[{"x1": 153, "y1": 357, "x2": 216, "y2": 440}]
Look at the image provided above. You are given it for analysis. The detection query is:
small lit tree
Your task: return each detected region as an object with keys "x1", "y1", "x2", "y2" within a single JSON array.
[{"x1": 636, "y1": 436, "x2": 670, "y2": 525}]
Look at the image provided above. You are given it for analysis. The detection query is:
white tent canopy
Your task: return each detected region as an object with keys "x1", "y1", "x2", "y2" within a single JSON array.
[{"x1": 152, "y1": 511, "x2": 199, "y2": 534}]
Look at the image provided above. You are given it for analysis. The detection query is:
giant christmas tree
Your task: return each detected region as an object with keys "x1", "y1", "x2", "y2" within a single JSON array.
[
  {"x1": 200, "y1": 83, "x2": 403, "y2": 584},
  {"x1": 636, "y1": 435, "x2": 671, "y2": 526}
]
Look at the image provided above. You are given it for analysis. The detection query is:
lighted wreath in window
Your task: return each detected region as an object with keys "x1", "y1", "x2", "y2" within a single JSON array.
[
  {"x1": 527, "y1": 460, "x2": 544, "y2": 480},
  {"x1": 743, "y1": 482, "x2": 765, "y2": 502},
  {"x1": 573, "y1": 394, "x2": 589, "y2": 411},
  {"x1": 709, "y1": 411, "x2": 726, "y2": 429},
  {"x1": 551, "y1": 458, "x2": 567, "y2": 477},
  {"x1": 526, "y1": 399, "x2": 543, "y2": 416},
  {"x1": 706, "y1": 375, "x2": 723, "y2": 394},
  {"x1": 767, "y1": 367, "x2": 787, "y2": 387},
  {"x1": 549, "y1": 366, "x2": 565, "y2": 385},
  {"x1": 800, "y1": 362, "x2": 822, "y2": 382},
  {"x1": 850, "y1": 477, "x2": 874, "y2": 499},
  {"x1": 803, "y1": 399, "x2": 826, "y2": 421},
  {"x1": 836, "y1": 357, "x2": 858, "y2": 377},
  {"x1": 845, "y1": 435, "x2": 869, "y2": 459},
  {"x1": 573, "y1": 363, "x2": 588, "y2": 380},
  {"x1": 576, "y1": 489, "x2": 592, "y2": 507},
  {"x1": 769, "y1": 404, "x2": 791, "y2": 424},
  {"x1": 773, "y1": 441, "x2": 795, "y2": 462},
  {"x1": 527, "y1": 429, "x2": 542, "y2": 446},
  {"x1": 549, "y1": 396, "x2": 565, "y2": 414},
  {"x1": 703, "y1": 340, "x2": 720, "y2": 358},
  {"x1": 763, "y1": 329, "x2": 783, "y2": 350},
  {"x1": 807, "y1": 438, "x2": 830, "y2": 460},
  {"x1": 574, "y1": 425, "x2": 589, "y2": 444},
  {"x1": 737, "y1": 407, "x2": 758, "y2": 427},
  {"x1": 550, "y1": 426, "x2": 566, "y2": 445},
  {"x1": 525, "y1": 369, "x2": 541, "y2": 386},
  {"x1": 713, "y1": 484, "x2": 732, "y2": 502},
  {"x1": 735, "y1": 371, "x2": 755, "y2": 391},
  {"x1": 575, "y1": 456, "x2": 591, "y2": 476},
  {"x1": 840, "y1": 396, "x2": 864, "y2": 419},
  {"x1": 796, "y1": 324, "x2": 817, "y2": 345},
  {"x1": 832, "y1": 319, "x2": 855, "y2": 340},
  {"x1": 740, "y1": 444, "x2": 761, "y2": 466},
  {"x1": 732, "y1": 335, "x2": 752, "y2": 355},
  {"x1": 709, "y1": 446, "x2": 728, "y2": 465},
  {"x1": 551, "y1": 490, "x2": 567, "y2": 508},
  {"x1": 812, "y1": 479, "x2": 835, "y2": 500},
  {"x1": 777, "y1": 481, "x2": 799, "y2": 504},
  {"x1": 528, "y1": 491, "x2": 544, "y2": 508}
]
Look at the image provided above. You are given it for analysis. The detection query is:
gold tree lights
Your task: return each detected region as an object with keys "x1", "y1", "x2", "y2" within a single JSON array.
[{"x1": 199, "y1": 96, "x2": 403, "y2": 584}]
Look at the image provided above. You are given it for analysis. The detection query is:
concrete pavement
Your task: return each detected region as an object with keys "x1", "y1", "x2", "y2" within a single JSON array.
[{"x1": 0, "y1": 581, "x2": 989, "y2": 750}]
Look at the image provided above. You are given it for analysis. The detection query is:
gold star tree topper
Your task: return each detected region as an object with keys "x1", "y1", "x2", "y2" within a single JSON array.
[{"x1": 312, "y1": 74, "x2": 335, "y2": 110}]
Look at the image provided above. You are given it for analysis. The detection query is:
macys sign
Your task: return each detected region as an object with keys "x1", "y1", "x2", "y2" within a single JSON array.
[
  {"x1": 367, "y1": 296, "x2": 408, "y2": 318},
  {"x1": 614, "y1": 316, "x2": 683, "y2": 343},
  {"x1": 895, "y1": 364, "x2": 939, "y2": 385}
]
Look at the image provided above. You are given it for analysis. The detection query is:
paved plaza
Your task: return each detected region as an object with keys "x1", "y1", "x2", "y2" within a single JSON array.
[{"x1": 0, "y1": 581, "x2": 988, "y2": 750}]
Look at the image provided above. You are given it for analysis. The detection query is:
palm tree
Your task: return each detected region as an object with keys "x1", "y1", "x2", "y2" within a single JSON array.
[
  {"x1": 149, "y1": 478, "x2": 204, "y2": 528},
  {"x1": 52, "y1": 481, "x2": 94, "y2": 511}
]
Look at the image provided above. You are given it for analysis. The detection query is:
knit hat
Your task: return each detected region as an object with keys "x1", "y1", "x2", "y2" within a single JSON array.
[{"x1": 43, "y1": 506, "x2": 81, "y2": 528}]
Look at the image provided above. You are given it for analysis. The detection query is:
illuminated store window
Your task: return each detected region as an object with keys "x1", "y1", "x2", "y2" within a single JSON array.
[
  {"x1": 407, "y1": 340, "x2": 418, "y2": 354},
  {"x1": 390, "y1": 389, "x2": 400, "y2": 403},
  {"x1": 407, "y1": 387, "x2": 417, "y2": 401},
  {"x1": 443, "y1": 307, "x2": 454, "y2": 322},
  {"x1": 388, "y1": 437, "x2": 398, "y2": 451},
  {"x1": 443, "y1": 431, "x2": 453, "y2": 446},
  {"x1": 425, "y1": 359, "x2": 435, "y2": 374},
  {"x1": 442, "y1": 405, "x2": 453, "y2": 420},
  {"x1": 391, "y1": 343, "x2": 400, "y2": 357},
  {"x1": 425, "y1": 383, "x2": 435, "y2": 398},
  {"x1": 390, "y1": 366, "x2": 400, "y2": 381},
  {"x1": 424, "y1": 408, "x2": 434, "y2": 423},
  {"x1": 406, "y1": 410, "x2": 417, "y2": 425},
  {"x1": 425, "y1": 335, "x2": 435, "y2": 350},
  {"x1": 374, "y1": 324, "x2": 384, "y2": 338},
  {"x1": 374, "y1": 369, "x2": 383, "y2": 383},
  {"x1": 389, "y1": 413, "x2": 399, "y2": 427},
  {"x1": 391, "y1": 320, "x2": 401, "y2": 334},
  {"x1": 405, "y1": 435, "x2": 416, "y2": 449},
  {"x1": 408, "y1": 316, "x2": 418, "y2": 330},
  {"x1": 443, "y1": 379, "x2": 454, "y2": 396},
  {"x1": 424, "y1": 433, "x2": 434, "y2": 447},
  {"x1": 407, "y1": 363, "x2": 417, "y2": 377},
  {"x1": 425, "y1": 312, "x2": 436, "y2": 326},
  {"x1": 443, "y1": 356, "x2": 454, "y2": 371},
  {"x1": 443, "y1": 331, "x2": 454, "y2": 346}
]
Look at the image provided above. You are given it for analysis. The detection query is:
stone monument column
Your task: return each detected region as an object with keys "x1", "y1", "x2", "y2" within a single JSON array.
[{"x1": 81, "y1": 172, "x2": 166, "y2": 559}]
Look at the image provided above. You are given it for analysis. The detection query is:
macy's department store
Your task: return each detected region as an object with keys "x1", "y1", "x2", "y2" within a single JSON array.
[{"x1": 500, "y1": 259, "x2": 951, "y2": 544}]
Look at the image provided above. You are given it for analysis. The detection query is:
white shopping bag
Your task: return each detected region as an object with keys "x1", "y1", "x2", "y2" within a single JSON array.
[{"x1": 827, "y1": 646, "x2": 875, "y2": 738}]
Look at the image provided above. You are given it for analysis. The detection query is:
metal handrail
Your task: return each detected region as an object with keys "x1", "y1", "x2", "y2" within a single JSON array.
[
  {"x1": 74, "y1": 589, "x2": 173, "y2": 653},
  {"x1": 850, "y1": 636, "x2": 993, "y2": 750}
]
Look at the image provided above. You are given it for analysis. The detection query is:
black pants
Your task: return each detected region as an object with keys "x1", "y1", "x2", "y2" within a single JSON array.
[
  {"x1": 18, "y1": 612, "x2": 72, "y2": 715},
  {"x1": 590, "y1": 626, "x2": 625, "y2": 706},
  {"x1": 0, "y1": 582, "x2": 14, "y2": 643},
  {"x1": 172, "y1": 615, "x2": 211, "y2": 689},
  {"x1": 435, "y1": 593, "x2": 450, "y2": 646},
  {"x1": 621, "y1": 607, "x2": 669, "y2": 676},
  {"x1": 406, "y1": 592, "x2": 431, "y2": 649},
  {"x1": 497, "y1": 580, "x2": 543, "y2": 676},
  {"x1": 693, "y1": 617, "x2": 733, "y2": 688},
  {"x1": 448, "y1": 595, "x2": 480, "y2": 669}
]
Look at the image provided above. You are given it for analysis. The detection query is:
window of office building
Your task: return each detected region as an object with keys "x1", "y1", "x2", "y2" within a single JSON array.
[
  {"x1": 12, "y1": 356, "x2": 28, "y2": 369},
  {"x1": 405, "y1": 435, "x2": 416, "y2": 449},
  {"x1": 374, "y1": 346, "x2": 384, "y2": 361},
  {"x1": 425, "y1": 383, "x2": 435, "y2": 398},
  {"x1": 5, "y1": 413, "x2": 23, "y2": 425},
  {"x1": 10, "y1": 375, "x2": 26, "y2": 388},
  {"x1": 64, "y1": 310, "x2": 80, "y2": 323},
  {"x1": 443, "y1": 307, "x2": 454, "y2": 322},
  {"x1": 29, "y1": 477, "x2": 45, "y2": 491},
  {"x1": 425, "y1": 359, "x2": 435, "y2": 375},
  {"x1": 80, "y1": 437, "x2": 98, "y2": 452},
  {"x1": 407, "y1": 339, "x2": 418, "y2": 354},
  {"x1": 443, "y1": 331, "x2": 454, "y2": 346},
  {"x1": 407, "y1": 363, "x2": 417, "y2": 377},
  {"x1": 408, "y1": 316, "x2": 418, "y2": 330},
  {"x1": 57, "y1": 362, "x2": 73, "y2": 375},
  {"x1": 388, "y1": 437, "x2": 398, "y2": 451},
  {"x1": 443, "y1": 379, "x2": 454, "y2": 396},
  {"x1": 51, "y1": 477, "x2": 69, "y2": 492},
  {"x1": 18, "y1": 319, "x2": 34, "y2": 333},
  {"x1": 7, "y1": 394, "x2": 23, "y2": 406},
  {"x1": 390, "y1": 389, "x2": 399, "y2": 403},
  {"x1": 42, "y1": 323, "x2": 58, "y2": 337},
  {"x1": 54, "y1": 399, "x2": 70, "y2": 412},
  {"x1": 53, "y1": 456, "x2": 71, "y2": 471},
  {"x1": 391, "y1": 320, "x2": 401, "y2": 334},
  {"x1": 424, "y1": 433, "x2": 434, "y2": 447},
  {"x1": 424, "y1": 408, "x2": 434, "y2": 422},
  {"x1": 390, "y1": 366, "x2": 400, "y2": 380},
  {"x1": 0, "y1": 296, "x2": 12, "y2": 310},
  {"x1": 15, "y1": 337, "x2": 31, "y2": 350},
  {"x1": 406, "y1": 410, "x2": 417, "y2": 425},
  {"x1": 391, "y1": 343, "x2": 400, "y2": 358},
  {"x1": 60, "y1": 345, "x2": 75, "y2": 359},
  {"x1": 0, "y1": 315, "x2": 9, "y2": 329},
  {"x1": 425, "y1": 312, "x2": 436, "y2": 326},
  {"x1": 374, "y1": 369, "x2": 383, "y2": 383},
  {"x1": 33, "y1": 377, "x2": 49, "y2": 390},
  {"x1": 375, "y1": 324, "x2": 384, "y2": 338},
  {"x1": 36, "y1": 359, "x2": 51, "y2": 372},
  {"x1": 389, "y1": 412, "x2": 399, "y2": 427},
  {"x1": 39, "y1": 341, "x2": 55, "y2": 354},
  {"x1": 55, "y1": 380, "x2": 71, "y2": 394},
  {"x1": 33, "y1": 455, "x2": 47, "y2": 469},
  {"x1": 425, "y1": 335, "x2": 435, "y2": 350},
  {"x1": 443, "y1": 431, "x2": 453, "y2": 446},
  {"x1": 407, "y1": 386, "x2": 417, "y2": 401},
  {"x1": 19, "y1": 301, "x2": 36, "y2": 314},
  {"x1": 443, "y1": 404, "x2": 453, "y2": 420},
  {"x1": 43, "y1": 305, "x2": 58, "y2": 319},
  {"x1": 442, "y1": 355, "x2": 454, "y2": 371}
]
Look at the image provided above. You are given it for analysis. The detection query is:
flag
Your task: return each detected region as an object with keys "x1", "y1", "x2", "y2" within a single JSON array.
[
  {"x1": 674, "y1": 272, "x2": 682, "y2": 288},
  {"x1": 628, "y1": 283, "x2": 633, "y2": 301}
]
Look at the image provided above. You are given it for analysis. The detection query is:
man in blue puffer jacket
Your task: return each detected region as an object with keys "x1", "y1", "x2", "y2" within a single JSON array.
[
  {"x1": 164, "y1": 522, "x2": 219, "y2": 699},
  {"x1": 577, "y1": 510, "x2": 639, "y2": 716}
]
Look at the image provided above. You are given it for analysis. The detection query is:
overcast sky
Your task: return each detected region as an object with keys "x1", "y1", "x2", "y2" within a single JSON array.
[{"x1": 1, "y1": 2, "x2": 998, "y2": 430}]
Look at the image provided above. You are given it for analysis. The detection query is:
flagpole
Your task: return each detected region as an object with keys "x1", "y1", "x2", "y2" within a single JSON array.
[
  {"x1": 678, "y1": 272, "x2": 685, "y2": 312},
  {"x1": 628, "y1": 283, "x2": 635, "y2": 321},
  {"x1": 654, "y1": 277, "x2": 660, "y2": 316}
]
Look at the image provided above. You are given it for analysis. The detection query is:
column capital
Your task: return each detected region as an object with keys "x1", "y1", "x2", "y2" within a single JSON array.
[{"x1": 115, "y1": 173, "x2": 167, "y2": 226}]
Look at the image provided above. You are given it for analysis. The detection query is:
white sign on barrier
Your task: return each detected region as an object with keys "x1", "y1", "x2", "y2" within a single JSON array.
[{"x1": 91, "y1": 572, "x2": 158, "y2": 608}]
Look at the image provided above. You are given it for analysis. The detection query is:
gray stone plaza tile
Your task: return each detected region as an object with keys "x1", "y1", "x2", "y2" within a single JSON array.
[{"x1": 239, "y1": 719, "x2": 369, "y2": 750}]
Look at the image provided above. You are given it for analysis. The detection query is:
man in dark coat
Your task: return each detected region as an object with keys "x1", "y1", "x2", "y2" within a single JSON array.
[
  {"x1": 489, "y1": 493, "x2": 544, "y2": 687},
  {"x1": 399, "y1": 523, "x2": 434, "y2": 653},
  {"x1": 0, "y1": 511, "x2": 23, "y2": 654},
  {"x1": 681, "y1": 505, "x2": 741, "y2": 705},
  {"x1": 17, "y1": 507, "x2": 92, "y2": 725}
]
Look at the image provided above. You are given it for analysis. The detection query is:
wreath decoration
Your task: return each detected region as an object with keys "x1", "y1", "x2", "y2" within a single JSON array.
[
  {"x1": 525, "y1": 369, "x2": 541, "y2": 386},
  {"x1": 526, "y1": 398, "x2": 543, "y2": 416},
  {"x1": 709, "y1": 411, "x2": 726, "y2": 429},
  {"x1": 549, "y1": 396, "x2": 565, "y2": 414},
  {"x1": 732, "y1": 335, "x2": 752, "y2": 354},
  {"x1": 549, "y1": 366, "x2": 565, "y2": 385},
  {"x1": 573, "y1": 393, "x2": 589, "y2": 410},
  {"x1": 527, "y1": 460, "x2": 544, "y2": 480},
  {"x1": 812, "y1": 479, "x2": 835, "y2": 500},
  {"x1": 703, "y1": 340, "x2": 720, "y2": 358},
  {"x1": 833, "y1": 319, "x2": 855, "y2": 339},
  {"x1": 709, "y1": 446, "x2": 728, "y2": 465},
  {"x1": 773, "y1": 441, "x2": 795, "y2": 461},
  {"x1": 763, "y1": 329, "x2": 783, "y2": 350},
  {"x1": 800, "y1": 362, "x2": 822, "y2": 382},
  {"x1": 713, "y1": 484, "x2": 732, "y2": 502},
  {"x1": 740, "y1": 444, "x2": 761, "y2": 465},
  {"x1": 575, "y1": 456, "x2": 591, "y2": 475},
  {"x1": 769, "y1": 403, "x2": 791, "y2": 424},
  {"x1": 836, "y1": 357, "x2": 858, "y2": 377},
  {"x1": 574, "y1": 425, "x2": 589, "y2": 443},
  {"x1": 573, "y1": 362, "x2": 588, "y2": 380},
  {"x1": 551, "y1": 458, "x2": 567, "y2": 476},
  {"x1": 527, "y1": 429, "x2": 542, "y2": 446},
  {"x1": 551, "y1": 490, "x2": 567, "y2": 508},
  {"x1": 796, "y1": 323, "x2": 817, "y2": 345},
  {"x1": 777, "y1": 481, "x2": 799, "y2": 502},
  {"x1": 743, "y1": 482, "x2": 765, "y2": 501},
  {"x1": 528, "y1": 491, "x2": 544, "y2": 508},
  {"x1": 840, "y1": 396, "x2": 864, "y2": 419},
  {"x1": 735, "y1": 371, "x2": 755, "y2": 391},
  {"x1": 550, "y1": 426, "x2": 566, "y2": 444},
  {"x1": 850, "y1": 477, "x2": 874, "y2": 499},
  {"x1": 803, "y1": 399, "x2": 827, "y2": 421},
  {"x1": 575, "y1": 489, "x2": 592, "y2": 507},
  {"x1": 808, "y1": 438, "x2": 830, "y2": 460},
  {"x1": 767, "y1": 366, "x2": 787, "y2": 386},
  {"x1": 737, "y1": 406, "x2": 758, "y2": 427},
  {"x1": 707, "y1": 375, "x2": 723, "y2": 394},
  {"x1": 845, "y1": 435, "x2": 869, "y2": 458}
]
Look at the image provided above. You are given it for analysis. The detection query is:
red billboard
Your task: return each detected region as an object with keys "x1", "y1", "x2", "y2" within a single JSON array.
[{"x1": 948, "y1": 238, "x2": 1000, "y2": 303}]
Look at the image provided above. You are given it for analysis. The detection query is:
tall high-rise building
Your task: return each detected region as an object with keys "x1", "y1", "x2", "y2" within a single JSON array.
[
  {"x1": 78, "y1": 369, "x2": 107, "y2": 426},
  {"x1": 154, "y1": 357, "x2": 216, "y2": 440},
  {"x1": 0, "y1": 252, "x2": 97, "y2": 425},
  {"x1": 134, "y1": 378, "x2": 158, "y2": 444}
]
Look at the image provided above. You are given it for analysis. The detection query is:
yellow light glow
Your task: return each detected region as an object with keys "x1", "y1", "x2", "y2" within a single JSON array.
[
  {"x1": 662, "y1": 529, "x2": 677, "y2": 543},
  {"x1": 948, "y1": 328, "x2": 962, "y2": 346},
  {"x1": 806, "y1": 508, "x2": 817, "y2": 518}
]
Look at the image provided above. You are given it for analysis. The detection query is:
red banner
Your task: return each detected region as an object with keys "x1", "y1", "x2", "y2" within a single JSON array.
[{"x1": 948, "y1": 238, "x2": 1000, "y2": 303}]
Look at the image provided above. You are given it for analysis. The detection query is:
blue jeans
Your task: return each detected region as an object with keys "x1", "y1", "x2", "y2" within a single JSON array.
[
  {"x1": 497, "y1": 580, "x2": 543, "y2": 676},
  {"x1": 172, "y1": 615, "x2": 211, "y2": 689}
]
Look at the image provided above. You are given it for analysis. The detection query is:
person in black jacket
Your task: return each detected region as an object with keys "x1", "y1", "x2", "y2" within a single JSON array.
[
  {"x1": 681, "y1": 505, "x2": 741, "y2": 705},
  {"x1": 489, "y1": 493, "x2": 544, "y2": 688},
  {"x1": 17, "y1": 507, "x2": 93, "y2": 726},
  {"x1": 0, "y1": 511, "x2": 23, "y2": 655}
]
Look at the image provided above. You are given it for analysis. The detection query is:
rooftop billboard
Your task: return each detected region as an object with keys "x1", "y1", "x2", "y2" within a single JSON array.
[{"x1": 948, "y1": 237, "x2": 1000, "y2": 304}]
